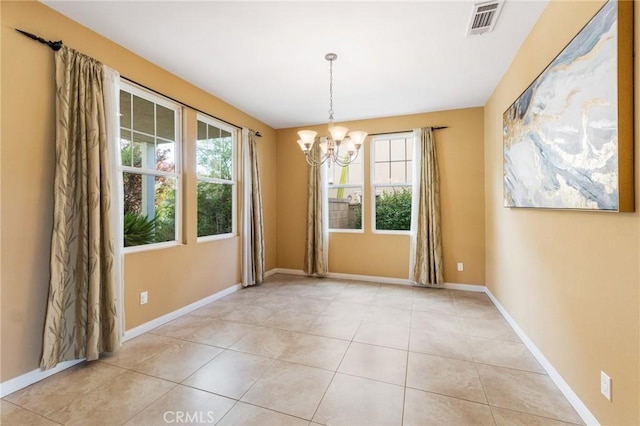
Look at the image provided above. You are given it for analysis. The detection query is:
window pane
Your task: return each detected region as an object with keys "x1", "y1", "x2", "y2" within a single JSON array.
[
  {"x1": 330, "y1": 161, "x2": 362, "y2": 185},
  {"x1": 407, "y1": 160, "x2": 413, "y2": 183},
  {"x1": 156, "y1": 140, "x2": 175, "y2": 173},
  {"x1": 219, "y1": 136, "x2": 233, "y2": 180},
  {"x1": 120, "y1": 90, "x2": 131, "y2": 129},
  {"x1": 197, "y1": 120, "x2": 207, "y2": 140},
  {"x1": 197, "y1": 123, "x2": 232, "y2": 180},
  {"x1": 374, "y1": 162, "x2": 389, "y2": 183},
  {"x1": 208, "y1": 124, "x2": 221, "y2": 139},
  {"x1": 406, "y1": 138, "x2": 414, "y2": 161},
  {"x1": 374, "y1": 139, "x2": 389, "y2": 162},
  {"x1": 123, "y1": 172, "x2": 176, "y2": 246},
  {"x1": 132, "y1": 95, "x2": 155, "y2": 134},
  {"x1": 156, "y1": 105, "x2": 175, "y2": 140},
  {"x1": 374, "y1": 185, "x2": 412, "y2": 231},
  {"x1": 133, "y1": 132, "x2": 154, "y2": 168},
  {"x1": 120, "y1": 129, "x2": 132, "y2": 167},
  {"x1": 328, "y1": 187, "x2": 362, "y2": 230},
  {"x1": 390, "y1": 161, "x2": 406, "y2": 183},
  {"x1": 390, "y1": 138, "x2": 406, "y2": 161},
  {"x1": 197, "y1": 181, "x2": 233, "y2": 237}
]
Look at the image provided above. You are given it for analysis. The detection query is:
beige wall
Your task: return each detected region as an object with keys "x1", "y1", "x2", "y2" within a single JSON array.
[
  {"x1": 0, "y1": 1, "x2": 277, "y2": 382},
  {"x1": 484, "y1": 1, "x2": 639, "y2": 425},
  {"x1": 276, "y1": 108, "x2": 485, "y2": 285}
]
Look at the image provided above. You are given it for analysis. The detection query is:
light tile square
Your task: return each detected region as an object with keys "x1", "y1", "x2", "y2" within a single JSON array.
[
  {"x1": 477, "y1": 364, "x2": 583, "y2": 424},
  {"x1": 403, "y1": 388, "x2": 494, "y2": 426},
  {"x1": 0, "y1": 400, "x2": 59, "y2": 426},
  {"x1": 229, "y1": 326, "x2": 301, "y2": 358},
  {"x1": 338, "y1": 342, "x2": 407, "y2": 386},
  {"x1": 410, "y1": 311, "x2": 464, "y2": 334},
  {"x1": 491, "y1": 406, "x2": 582, "y2": 426},
  {"x1": 461, "y1": 317, "x2": 520, "y2": 342},
  {"x1": 182, "y1": 350, "x2": 273, "y2": 399},
  {"x1": 47, "y1": 370, "x2": 175, "y2": 426},
  {"x1": 218, "y1": 402, "x2": 308, "y2": 426},
  {"x1": 313, "y1": 373, "x2": 404, "y2": 426},
  {"x1": 124, "y1": 385, "x2": 235, "y2": 425},
  {"x1": 363, "y1": 305, "x2": 411, "y2": 327},
  {"x1": 241, "y1": 361, "x2": 333, "y2": 420},
  {"x1": 406, "y1": 352, "x2": 486, "y2": 403},
  {"x1": 468, "y1": 336, "x2": 544, "y2": 373},
  {"x1": 409, "y1": 328, "x2": 472, "y2": 360},
  {"x1": 353, "y1": 321, "x2": 410, "y2": 350},
  {"x1": 132, "y1": 340, "x2": 223, "y2": 382},
  {"x1": 263, "y1": 309, "x2": 319, "y2": 332},
  {"x1": 5, "y1": 361, "x2": 126, "y2": 417},
  {"x1": 305, "y1": 315, "x2": 362, "y2": 340},
  {"x1": 187, "y1": 319, "x2": 255, "y2": 348},
  {"x1": 279, "y1": 334, "x2": 349, "y2": 370}
]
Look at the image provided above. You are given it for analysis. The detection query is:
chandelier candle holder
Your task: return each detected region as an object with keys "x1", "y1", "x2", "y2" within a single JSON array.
[{"x1": 297, "y1": 53, "x2": 367, "y2": 167}]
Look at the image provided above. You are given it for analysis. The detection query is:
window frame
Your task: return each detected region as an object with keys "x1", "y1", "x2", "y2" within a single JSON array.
[
  {"x1": 195, "y1": 113, "x2": 237, "y2": 242},
  {"x1": 120, "y1": 81, "x2": 183, "y2": 253},
  {"x1": 370, "y1": 132, "x2": 414, "y2": 235},
  {"x1": 327, "y1": 147, "x2": 365, "y2": 233}
]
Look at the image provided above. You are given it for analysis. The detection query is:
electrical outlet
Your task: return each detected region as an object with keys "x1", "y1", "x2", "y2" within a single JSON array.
[
  {"x1": 457, "y1": 262, "x2": 464, "y2": 272},
  {"x1": 140, "y1": 291, "x2": 148, "y2": 305},
  {"x1": 600, "y1": 371, "x2": 611, "y2": 401}
]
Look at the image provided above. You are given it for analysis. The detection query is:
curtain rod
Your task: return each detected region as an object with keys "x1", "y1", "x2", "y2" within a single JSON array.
[
  {"x1": 15, "y1": 28, "x2": 262, "y2": 138},
  {"x1": 369, "y1": 126, "x2": 448, "y2": 137}
]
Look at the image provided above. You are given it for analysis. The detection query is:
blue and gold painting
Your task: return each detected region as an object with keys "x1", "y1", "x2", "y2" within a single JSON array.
[{"x1": 503, "y1": 0, "x2": 619, "y2": 210}]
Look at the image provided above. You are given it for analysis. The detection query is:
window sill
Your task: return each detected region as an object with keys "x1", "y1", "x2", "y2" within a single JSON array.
[
  {"x1": 329, "y1": 229, "x2": 364, "y2": 234},
  {"x1": 372, "y1": 230, "x2": 411, "y2": 235},
  {"x1": 124, "y1": 240, "x2": 182, "y2": 254},
  {"x1": 197, "y1": 233, "x2": 235, "y2": 243}
]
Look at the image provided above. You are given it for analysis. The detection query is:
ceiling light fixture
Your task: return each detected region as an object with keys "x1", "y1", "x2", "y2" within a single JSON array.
[{"x1": 297, "y1": 53, "x2": 367, "y2": 167}]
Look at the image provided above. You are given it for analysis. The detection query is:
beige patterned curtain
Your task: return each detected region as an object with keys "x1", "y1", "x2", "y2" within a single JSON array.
[
  {"x1": 241, "y1": 128, "x2": 265, "y2": 287},
  {"x1": 409, "y1": 127, "x2": 444, "y2": 287},
  {"x1": 41, "y1": 46, "x2": 119, "y2": 369},
  {"x1": 304, "y1": 141, "x2": 328, "y2": 276}
]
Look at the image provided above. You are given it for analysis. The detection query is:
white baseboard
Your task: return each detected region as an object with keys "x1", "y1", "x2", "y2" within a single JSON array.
[
  {"x1": 444, "y1": 282, "x2": 486, "y2": 292},
  {"x1": 123, "y1": 283, "x2": 241, "y2": 341},
  {"x1": 270, "y1": 268, "x2": 485, "y2": 291},
  {"x1": 485, "y1": 288, "x2": 599, "y2": 426},
  {"x1": 264, "y1": 268, "x2": 278, "y2": 278},
  {"x1": 0, "y1": 359, "x2": 85, "y2": 398},
  {"x1": 0, "y1": 282, "x2": 241, "y2": 398}
]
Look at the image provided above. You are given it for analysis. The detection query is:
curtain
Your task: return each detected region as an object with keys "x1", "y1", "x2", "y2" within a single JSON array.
[
  {"x1": 409, "y1": 127, "x2": 444, "y2": 287},
  {"x1": 241, "y1": 128, "x2": 265, "y2": 287},
  {"x1": 303, "y1": 141, "x2": 328, "y2": 276},
  {"x1": 103, "y1": 66, "x2": 124, "y2": 337},
  {"x1": 41, "y1": 46, "x2": 120, "y2": 369}
]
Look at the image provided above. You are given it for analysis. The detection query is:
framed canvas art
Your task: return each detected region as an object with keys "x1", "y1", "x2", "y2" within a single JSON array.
[{"x1": 503, "y1": 0, "x2": 633, "y2": 211}]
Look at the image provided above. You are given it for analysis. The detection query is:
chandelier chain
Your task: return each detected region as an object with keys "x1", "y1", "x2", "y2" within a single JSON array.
[{"x1": 328, "y1": 58, "x2": 334, "y2": 121}]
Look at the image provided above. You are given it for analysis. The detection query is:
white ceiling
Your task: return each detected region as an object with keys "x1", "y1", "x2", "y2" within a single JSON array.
[{"x1": 42, "y1": 0, "x2": 548, "y2": 129}]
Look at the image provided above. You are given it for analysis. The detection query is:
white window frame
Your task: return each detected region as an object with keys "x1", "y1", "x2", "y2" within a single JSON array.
[
  {"x1": 370, "y1": 132, "x2": 413, "y2": 235},
  {"x1": 196, "y1": 113, "x2": 237, "y2": 242},
  {"x1": 327, "y1": 149, "x2": 365, "y2": 233},
  {"x1": 120, "y1": 81, "x2": 183, "y2": 253}
]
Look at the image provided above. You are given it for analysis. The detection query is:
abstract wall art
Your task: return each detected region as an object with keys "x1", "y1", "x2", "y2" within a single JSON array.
[{"x1": 503, "y1": 0, "x2": 633, "y2": 211}]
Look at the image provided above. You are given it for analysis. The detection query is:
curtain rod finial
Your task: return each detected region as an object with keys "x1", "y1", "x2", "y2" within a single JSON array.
[{"x1": 16, "y1": 28, "x2": 63, "y2": 51}]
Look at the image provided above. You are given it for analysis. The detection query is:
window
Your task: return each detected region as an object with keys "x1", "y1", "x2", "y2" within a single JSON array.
[
  {"x1": 196, "y1": 115, "x2": 236, "y2": 240},
  {"x1": 328, "y1": 151, "x2": 363, "y2": 231},
  {"x1": 120, "y1": 83, "x2": 181, "y2": 248},
  {"x1": 371, "y1": 133, "x2": 413, "y2": 232}
]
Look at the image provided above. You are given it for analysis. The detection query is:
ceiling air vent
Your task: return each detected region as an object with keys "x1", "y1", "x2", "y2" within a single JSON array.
[{"x1": 467, "y1": 0, "x2": 504, "y2": 36}]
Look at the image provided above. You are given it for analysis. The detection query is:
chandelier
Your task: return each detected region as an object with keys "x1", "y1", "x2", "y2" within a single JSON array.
[{"x1": 297, "y1": 53, "x2": 367, "y2": 167}]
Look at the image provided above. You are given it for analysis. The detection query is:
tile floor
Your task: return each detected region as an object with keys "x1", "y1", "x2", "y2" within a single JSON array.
[{"x1": 2, "y1": 274, "x2": 584, "y2": 426}]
